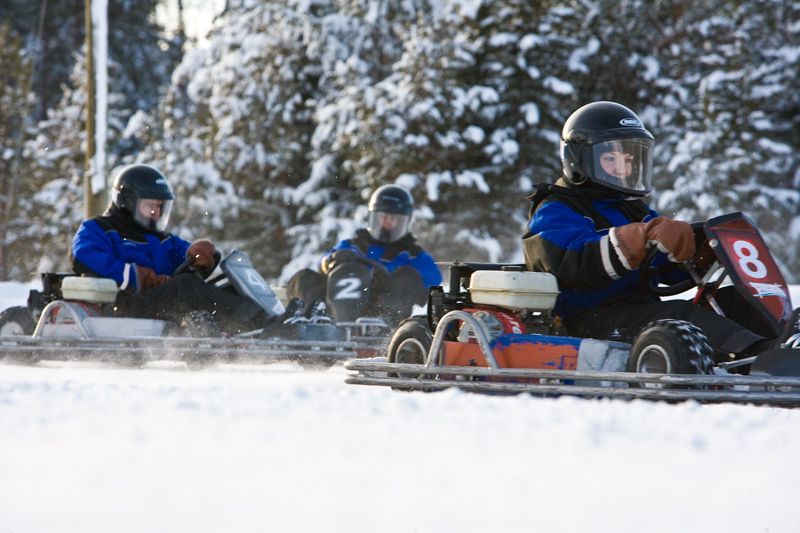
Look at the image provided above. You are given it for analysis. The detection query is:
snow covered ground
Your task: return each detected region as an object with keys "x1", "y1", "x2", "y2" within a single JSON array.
[{"x1": 1, "y1": 281, "x2": 799, "y2": 532}]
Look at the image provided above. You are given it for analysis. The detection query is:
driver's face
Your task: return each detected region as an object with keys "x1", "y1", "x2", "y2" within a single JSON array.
[
  {"x1": 599, "y1": 151, "x2": 634, "y2": 179},
  {"x1": 377, "y1": 212, "x2": 401, "y2": 230},
  {"x1": 138, "y1": 199, "x2": 163, "y2": 220}
]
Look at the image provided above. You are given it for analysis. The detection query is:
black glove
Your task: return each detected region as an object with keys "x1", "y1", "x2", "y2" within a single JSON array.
[{"x1": 322, "y1": 249, "x2": 360, "y2": 273}]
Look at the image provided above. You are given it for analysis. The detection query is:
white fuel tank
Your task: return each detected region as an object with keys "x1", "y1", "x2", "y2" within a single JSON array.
[
  {"x1": 468, "y1": 270, "x2": 559, "y2": 311},
  {"x1": 61, "y1": 276, "x2": 119, "y2": 303}
]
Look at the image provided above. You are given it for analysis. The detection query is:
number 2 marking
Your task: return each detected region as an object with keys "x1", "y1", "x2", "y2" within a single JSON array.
[
  {"x1": 334, "y1": 277, "x2": 363, "y2": 300},
  {"x1": 732, "y1": 240, "x2": 767, "y2": 279}
]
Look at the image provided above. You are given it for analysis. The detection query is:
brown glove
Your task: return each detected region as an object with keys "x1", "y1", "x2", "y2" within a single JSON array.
[
  {"x1": 644, "y1": 217, "x2": 696, "y2": 263},
  {"x1": 610, "y1": 222, "x2": 648, "y2": 270},
  {"x1": 136, "y1": 265, "x2": 170, "y2": 291},
  {"x1": 611, "y1": 217, "x2": 696, "y2": 270},
  {"x1": 187, "y1": 239, "x2": 217, "y2": 270}
]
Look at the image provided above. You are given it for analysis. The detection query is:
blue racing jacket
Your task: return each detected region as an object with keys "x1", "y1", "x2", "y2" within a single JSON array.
[
  {"x1": 522, "y1": 180, "x2": 682, "y2": 319},
  {"x1": 322, "y1": 229, "x2": 442, "y2": 289},
  {"x1": 71, "y1": 207, "x2": 190, "y2": 292}
]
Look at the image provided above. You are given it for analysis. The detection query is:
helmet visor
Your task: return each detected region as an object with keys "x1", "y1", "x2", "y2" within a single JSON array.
[
  {"x1": 592, "y1": 138, "x2": 653, "y2": 195},
  {"x1": 133, "y1": 198, "x2": 173, "y2": 232},
  {"x1": 368, "y1": 211, "x2": 410, "y2": 243}
]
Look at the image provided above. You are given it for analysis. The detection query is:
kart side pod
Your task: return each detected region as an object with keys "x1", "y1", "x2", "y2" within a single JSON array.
[
  {"x1": 468, "y1": 271, "x2": 559, "y2": 311},
  {"x1": 34, "y1": 276, "x2": 166, "y2": 339}
]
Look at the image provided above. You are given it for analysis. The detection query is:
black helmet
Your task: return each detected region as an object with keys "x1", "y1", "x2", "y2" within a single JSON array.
[
  {"x1": 561, "y1": 101, "x2": 655, "y2": 196},
  {"x1": 367, "y1": 185, "x2": 414, "y2": 243},
  {"x1": 110, "y1": 164, "x2": 175, "y2": 232}
]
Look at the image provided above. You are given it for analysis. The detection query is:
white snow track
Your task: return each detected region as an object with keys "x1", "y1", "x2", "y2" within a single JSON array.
[{"x1": 0, "y1": 363, "x2": 799, "y2": 533}]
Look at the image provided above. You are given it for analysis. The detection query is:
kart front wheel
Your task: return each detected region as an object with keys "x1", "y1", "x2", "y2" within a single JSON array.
[
  {"x1": 387, "y1": 317, "x2": 432, "y2": 382},
  {"x1": 0, "y1": 306, "x2": 35, "y2": 337},
  {"x1": 388, "y1": 317, "x2": 432, "y2": 365},
  {"x1": 0, "y1": 306, "x2": 39, "y2": 365},
  {"x1": 627, "y1": 320, "x2": 714, "y2": 388}
]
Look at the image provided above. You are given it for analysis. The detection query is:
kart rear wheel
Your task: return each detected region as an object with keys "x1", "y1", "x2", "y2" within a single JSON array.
[
  {"x1": 627, "y1": 320, "x2": 714, "y2": 388},
  {"x1": 0, "y1": 306, "x2": 35, "y2": 336}
]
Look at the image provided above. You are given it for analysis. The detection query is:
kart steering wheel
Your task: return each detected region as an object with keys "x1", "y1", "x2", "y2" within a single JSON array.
[
  {"x1": 173, "y1": 257, "x2": 194, "y2": 276},
  {"x1": 639, "y1": 246, "x2": 697, "y2": 297},
  {"x1": 174, "y1": 250, "x2": 222, "y2": 278},
  {"x1": 352, "y1": 255, "x2": 390, "y2": 275}
]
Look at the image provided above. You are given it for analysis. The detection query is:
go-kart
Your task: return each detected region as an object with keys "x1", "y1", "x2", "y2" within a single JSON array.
[
  {"x1": 345, "y1": 213, "x2": 800, "y2": 406},
  {"x1": 314, "y1": 251, "x2": 428, "y2": 356},
  {"x1": 0, "y1": 251, "x2": 357, "y2": 368}
]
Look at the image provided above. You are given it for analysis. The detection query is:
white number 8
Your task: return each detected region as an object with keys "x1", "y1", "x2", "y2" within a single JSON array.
[{"x1": 732, "y1": 240, "x2": 767, "y2": 279}]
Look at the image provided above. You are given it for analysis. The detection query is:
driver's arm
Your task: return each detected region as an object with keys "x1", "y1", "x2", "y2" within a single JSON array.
[
  {"x1": 168, "y1": 235, "x2": 192, "y2": 272},
  {"x1": 523, "y1": 201, "x2": 629, "y2": 290},
  {"x1": 410, "y1": 251, "x2": 443, "y2": 289},
  {"x1": 71, "y1": 220, "x2": 138, "y2": 290}
]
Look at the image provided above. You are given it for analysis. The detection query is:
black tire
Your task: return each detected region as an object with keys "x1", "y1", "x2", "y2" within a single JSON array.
[
  {"x1": 388, "y1": 317, "x2": 432, "y2": 365},
  {"x1": 0, "y1": 306, "x2": 38, "y2": 365},
  {"x1": 627, "y1": 319, "x2": 714, "y2": 388},
  {"x1": 0, "y1": 306, "x2": 35, "y2": 337},
  {"x1": 387, "y1": 317, "x2": 433, "y2": 384}
]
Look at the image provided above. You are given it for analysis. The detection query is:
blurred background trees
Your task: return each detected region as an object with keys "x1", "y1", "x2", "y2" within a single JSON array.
[{"x1": 1, "y1": 0, "x2": 798, "y2": 282}]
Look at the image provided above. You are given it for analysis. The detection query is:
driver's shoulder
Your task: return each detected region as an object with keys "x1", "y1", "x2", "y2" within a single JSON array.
[
  {"x1": 87, "y1": 214, "x2": 117, "y2": 233},
  {"x1": 347, "y1": 230, "x2": 373, "y2": 253}
]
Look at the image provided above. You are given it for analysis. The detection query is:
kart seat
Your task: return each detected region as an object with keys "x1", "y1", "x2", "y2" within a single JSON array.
[{"x1": 468, "y1": 270, "x2": 559, "y2": 312}]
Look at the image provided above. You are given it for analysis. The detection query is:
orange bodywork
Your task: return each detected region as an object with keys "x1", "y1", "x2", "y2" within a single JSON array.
[{"x1": 441, "y1": 338, "x2": 579, "y2": 370}]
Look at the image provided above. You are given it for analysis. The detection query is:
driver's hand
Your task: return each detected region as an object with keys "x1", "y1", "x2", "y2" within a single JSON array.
[
  {"x1": 610, "y1": 217, "x2": 695, "y2": 270},
  {"x1": 322, "y1": 249, "x2": 359, "y2": 273},
  {"x1": 187, "y1": 239, "x2": 217, "y2": 270},
  {"x1": 644, "y1": 217, "x2": 695, "y2": 263},
  {"x1": 610, "y1": 222, "x2": 648, "y2": 269}
]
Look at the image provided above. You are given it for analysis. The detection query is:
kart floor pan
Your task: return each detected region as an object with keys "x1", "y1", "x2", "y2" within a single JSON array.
[
  {"x1": 344, "y1": 360, "x2": 800, "y2": 407},
  {"x1": 0, "y1": 335, "x2": 357, "y2": 368}
]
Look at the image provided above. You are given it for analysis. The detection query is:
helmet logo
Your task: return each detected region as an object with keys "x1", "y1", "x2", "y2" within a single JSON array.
[
  {"x1": 620, "y1": 118, "x2": 641, "y2": 127},
  {"x1": 155, "y1": 178, "x2": 168, "y2": 185}
]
